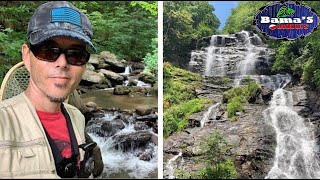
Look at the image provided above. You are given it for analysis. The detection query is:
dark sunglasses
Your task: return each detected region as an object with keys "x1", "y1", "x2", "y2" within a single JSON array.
[{"x1": 28, "y1": 41, "x2": 90, "y2": 66}]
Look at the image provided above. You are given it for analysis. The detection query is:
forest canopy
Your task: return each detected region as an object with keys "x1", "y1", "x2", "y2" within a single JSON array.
[
  {"x1": 0, "y1": 1, "x2": 157, "y2": 84},
  {"x1": 163, "y1": 1, "x2": 220, "y2": 68}
]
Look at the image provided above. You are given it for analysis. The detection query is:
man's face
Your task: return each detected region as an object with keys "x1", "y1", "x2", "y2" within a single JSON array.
[{"x1": 24, "y1": 37, "x2": 87, "y2": 103}]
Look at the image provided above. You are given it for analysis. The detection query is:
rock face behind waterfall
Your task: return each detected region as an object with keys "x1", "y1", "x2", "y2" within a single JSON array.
[
  {"x1": 164, "y1": 30, "x2": 320, "y2": 179},
  {"x1": 189, "y1": 31, "x2": 275, "y2": 78}
]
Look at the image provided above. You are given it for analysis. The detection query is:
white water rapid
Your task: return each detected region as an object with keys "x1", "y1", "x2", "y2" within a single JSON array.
[
  {"x1": 86, "y1": 112, "x2": 158, "y2": 178},
  {"x1": 264, "y1": 89, "x2": 320, "y2": 179}
]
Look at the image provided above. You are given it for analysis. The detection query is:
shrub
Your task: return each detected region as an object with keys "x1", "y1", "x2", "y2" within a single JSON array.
[
  {"x1": 223, "y1": 80, "x2": 261, "y2": 121},
  {"x1": 176, "y1": 131, "x2": 237, "y2": 179},
  {"x1": 164, "y1": 98, "x2": 210, "y2": 138}
]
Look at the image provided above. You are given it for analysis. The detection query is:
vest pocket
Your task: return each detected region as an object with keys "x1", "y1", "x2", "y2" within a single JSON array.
[{"x1": 0, "y1": 138, "x2": 55, "y2": 177}]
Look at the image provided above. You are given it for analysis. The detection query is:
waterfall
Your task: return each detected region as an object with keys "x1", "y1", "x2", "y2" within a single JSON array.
[
  {"x1": 238, "y1": 31, "x2": 257, "y2": 76},
  {"x1": 264, "y1": 89, "x2": 320, "y2": 179},
  {"x1": 166, "y1": 152, "x2": 183, "y2": 179},
  {"x1": 121, "y1": 66, "x2": 132, "y2": 75},
  {"x1": 201, "y1": 103, "x2": 220, "y2": 128},
  {"x1": 204, "y1": 35, "x2": 226, "y2": 76}
]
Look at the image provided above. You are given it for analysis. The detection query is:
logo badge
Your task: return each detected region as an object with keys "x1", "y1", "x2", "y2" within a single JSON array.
[{"x1": 254, "y1": 1, "x2": 319, "y2": 40}]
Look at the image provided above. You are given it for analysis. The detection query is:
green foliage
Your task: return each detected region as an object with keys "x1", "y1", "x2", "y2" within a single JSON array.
[
  {"x1": 163, "y1": 63, "x2": 216, "y2": 137},
  {"x1": 143, "y1": 38, "x2": 158, "y2": 76},
  {"x1": 227, "y1": 96, "x2": 246, "y2": 120},
  {"x1": 0, "y1": 2, "x2": 157, "y2": 85},
  {"x1": 164, "y1": 98, "x2": 210, "y2": 138},
  {"x1": 176, "y1": 131, "x2": 237, "y2": 179},
  {"x1": 131, "y1": 1, "x2": 158, "y2": 16},
  {"x1": 163, "y1": 1, "x2": 220, "y2": 68},
  {"x1": 222, "y1": 81, "x2": 261, "y2": 103},
  {"x1": 163, "y1": 62, "x2": 202, "y2": 107},
  {"x1": 71, "y1": 1, "x2": 158, "y2": 61},
  {"x1": 194, "y1": 160, "x2": 237, "y2": 179},
  {"x1": 223, "y1": 81, "x2": 261, "y2": 120},
  {"x1": 222, "y1": 1, "x2": 269, "y2": 34}
]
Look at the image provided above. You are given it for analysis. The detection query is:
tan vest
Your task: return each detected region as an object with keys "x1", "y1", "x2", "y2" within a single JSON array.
[{"x1": 0, "y1": 93, "x2": 85, "y2": 178}]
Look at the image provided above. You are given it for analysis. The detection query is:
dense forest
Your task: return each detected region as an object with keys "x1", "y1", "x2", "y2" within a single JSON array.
[
  {"x1": 0, "y1": 1, "x2": 157, "y2": 85},
  {"x1": 163, "y1": 1, "x2": 220, "y2": 69}
]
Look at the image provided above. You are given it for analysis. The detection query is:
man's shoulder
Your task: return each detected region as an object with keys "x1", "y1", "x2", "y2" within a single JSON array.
[
  {"x1": 63, "y1": 103, "x2": 85, "y2": 117},
  {"x1": 0, "y1": 93, "x2": 25, "y2": 109}
]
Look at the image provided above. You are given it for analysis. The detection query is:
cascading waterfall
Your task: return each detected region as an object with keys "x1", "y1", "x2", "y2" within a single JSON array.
[
  {"x1": 188, "y1": 31, "x2": 319, "y2": 178},
  {"x1": 238, "y1": 31, "x2": 258, "y2": 77},
  {"x1": 264, "y1": 89, "x2": 320, "y2": 179},
  {"x1": 166, "y1": 152, "x2": 183, "y2": 179},
  {"x1": 204, "y1": 35, "x2": 226, "y2": 76},
  {"x1": 120, "y1": 65, "x2": 132, "y2": 75},
  {"x1": 201, "y1": 103, "x2": 220, "y2": 128}
]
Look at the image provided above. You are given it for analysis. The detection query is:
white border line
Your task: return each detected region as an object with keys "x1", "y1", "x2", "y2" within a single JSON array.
[{"x1": 157, "y1": 1, "x2": 164, "y2": 179}]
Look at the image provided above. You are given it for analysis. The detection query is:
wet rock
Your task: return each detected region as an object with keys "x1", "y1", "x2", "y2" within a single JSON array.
[
  {"x1": 100, "y1": 51, "x2": 126, "y2": 73},
  {"x1": 127, "y1": 79, "x2": 138, "y2": 86},
  {"x1": 136, "y1": 114, "x2": 158, "y2": 122},
  {"x1": 99, "y1": 69, "x2": 124, "y2": 86},
  {"x1": 114, "y1": 85, "x2": 131, "y2": 95},
  {"x1": 112, "y1": 131, "x2": 152, "y2": 152},
  {"x1": 100, "y1": 119, "x2": 125, "y2": 137},
  {"x1": 134, "y1": 121, "x2": 149, "y2": 131},
  {"x1": 136, "y1": 106, "x2": 153, "y2": 116},
  {"x1": 131, "y1": 62, "x2": 145, "y2": 70},
  {"x1": 86, "y1": 101, "x2": 97, "y2": 110},
  {"x1": 138, "y1": 72, "x2": 156, "y2": 85}
]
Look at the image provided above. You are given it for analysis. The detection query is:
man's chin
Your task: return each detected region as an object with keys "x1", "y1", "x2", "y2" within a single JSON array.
[{"x1": 46, "y1": 95, "x2": 67, "y2": 103}]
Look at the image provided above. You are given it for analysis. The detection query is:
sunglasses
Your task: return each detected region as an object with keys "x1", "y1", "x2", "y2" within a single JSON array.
[{"x1": 28, "y1": 41, "x2": 90, "y2": 66}]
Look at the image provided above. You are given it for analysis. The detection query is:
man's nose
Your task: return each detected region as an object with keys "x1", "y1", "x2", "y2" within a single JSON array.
[{"x1": 54, "y1": 53, "x2": 69, "y2": 68}]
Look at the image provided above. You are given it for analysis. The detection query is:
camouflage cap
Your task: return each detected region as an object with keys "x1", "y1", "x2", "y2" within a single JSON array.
[{"x1": 27, "y1": 1, "x2": 96, "y2": 52}]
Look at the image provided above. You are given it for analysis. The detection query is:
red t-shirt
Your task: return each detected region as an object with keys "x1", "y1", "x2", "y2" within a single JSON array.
[{"x1": 36, "y1": 110, "x2": 72, "y2": 158}]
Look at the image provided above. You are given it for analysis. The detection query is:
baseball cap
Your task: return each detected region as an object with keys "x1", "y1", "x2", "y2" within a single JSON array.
[{"x1": 27, "y1": 1, "x2": 96, "y2": 53}]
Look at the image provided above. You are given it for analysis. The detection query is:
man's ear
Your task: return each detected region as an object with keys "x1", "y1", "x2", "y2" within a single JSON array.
[{"x1": 21, "y1": 44, "x2": 31, "y2": 72}]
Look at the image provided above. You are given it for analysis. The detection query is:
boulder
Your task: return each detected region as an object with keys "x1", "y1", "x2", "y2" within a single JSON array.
[
  {"x1": 100, "y1": 51, "x2": 126, "y2": 73},
  {"x1": 114, "y1": 85, "x2": 131, "y2": 95},
  {"x1": 136, "y1": 105, "x2": 153, "y2": 116},
  {"x1": 81, "y1": 70, "x2": 105, "y2": 84}
]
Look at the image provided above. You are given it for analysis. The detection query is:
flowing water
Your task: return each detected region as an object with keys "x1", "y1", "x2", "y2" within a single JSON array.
[
  {"x1": 264, "y1": 89, "x2": 320, "y2": 179},
  {"x1": 204, "y1": 35, "x2": 226, "y2": 76},
  {"x1": 165, "y1": 152, "x2": 183, "y2": 179},
  {"x1": 200, "y1": 103, "x2": 220, "y2": 128},
  {"x1": 81, "y1": 84, "x2": 158, "y2": 178},
  {"x1": 188, "y1": 30, "x2": 320, "y2": 178},
  {"x1": 120, "y1": 65, "x2": 133, "y2": 75},
  {"x1": 86, "y1": 112, "x2": 158, "y2": 178}
]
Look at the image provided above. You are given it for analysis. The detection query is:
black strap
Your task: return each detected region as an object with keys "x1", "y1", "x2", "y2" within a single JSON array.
[
  {"x1": 61, "y1": 103, "x2": 80, "y2": 157},
  {"x1": 41, "y1": 104, "x2": 80, "y2": 177}
]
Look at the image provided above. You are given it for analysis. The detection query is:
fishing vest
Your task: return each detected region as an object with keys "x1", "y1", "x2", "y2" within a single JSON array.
[{"x1": 0, "y1": 92, "x2": 85, "y2": 178}]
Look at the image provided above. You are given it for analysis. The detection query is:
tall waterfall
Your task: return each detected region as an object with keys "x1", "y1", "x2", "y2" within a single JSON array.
[
  {"x1": 187, "y1": 31, "x2": 320, "y2": 178},
  {"x1": 204, "y1": 35, "x2": 226, "y2": 76},
  {"x1": 264, "y1": 89, "x2": 320, "y2": 179}
]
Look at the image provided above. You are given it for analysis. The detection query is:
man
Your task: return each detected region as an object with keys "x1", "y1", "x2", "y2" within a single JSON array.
[{"x1": 0, "y1": 1, "x2": 103, "y2": 178}]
